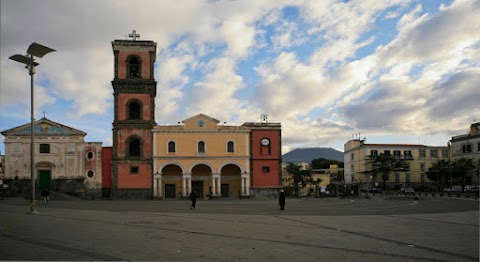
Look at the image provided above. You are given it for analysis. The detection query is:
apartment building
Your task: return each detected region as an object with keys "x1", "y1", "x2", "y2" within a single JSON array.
[
  {"x1": 344, "y1": 139, "x2": 448, "y2": 189},
  {"x1": 450, "y1": 122, "x2": 480, "y2": 184}
]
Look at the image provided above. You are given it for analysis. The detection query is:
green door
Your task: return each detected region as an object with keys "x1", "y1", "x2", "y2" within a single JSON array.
[{"x1": 39, "y1": 170, "x2": 51, "y2": 190}]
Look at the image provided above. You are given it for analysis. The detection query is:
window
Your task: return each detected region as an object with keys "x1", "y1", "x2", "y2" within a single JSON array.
[
  {"x1": 395, "y1": 173, "x2": 400, "y2": 183},
  {"x1": 351, "y1": 153, "x2": 354, "y2": 160},
  {"x1": 128, "y1": 100, "x2": 141, "y2": 120},
  {"x1": 394, "y1": 150, "x2": 401, "y2": 158},
  {"x1": 404, "y1": 150, "x2": 412, "y2": 158},
  {"x1": 262, "y1": 166, "x2": 270, "y2": 173},
  {"x1": 419, "y1": 149, "x2": 426, "y2": 158},
  {"x1": 406, "y1": 173, "x2": 410, "y2": 183},
  {"x1": 40, "y1": 144, "x2": 50, "y2": 154},
  {"x1": 130, "y1": 166, "x2": 139, "y2": 174},
  {"x1": 370, "y1": 150, "x2": 378, "y2": 157},
  {"x1": 128, "y1": 137, "x2": 141, "y2": 157},
  {"x1": 351, "y1": 164, "x2": 354, "y2": 172},
  {"x1": 442, "y1": 149, "x2": 449, "y2": 158},
  {"x1": 86, "y1": 151, "x2": 94, "y2": 160},
  {"x1": 168, "y1": 141, "x2": 176, "y2": 153},
  {"x1": 420, "y1": 163, "x2": 425, "y2": 172},
  {"x1": 198, "y1": 141, "x2": 205, "y2": 153},
  {"x1": 87, "y1": 170, "x2": 94, "y2": 178},
  {"x1": 128, "y1": 56, "x2": 140, "y2": 78},
  {"x1": 478, "y1": 143, "x2": 480, "y2": 151},
  {"x1": 227, "y1": 141, "x2": 234, "y2": 153},
  {"x1": 421, "y1": 174, "x2": 425, "y2": 182},
  {"x1": 463, "y1": 144, "x2": 472, "y2": 153},
  {"x1": 384, "y1": 150, "x2": 391, "y2": 156},
  {"x1": 430, "y1": 149, "x2": 438, "y2": 158}
]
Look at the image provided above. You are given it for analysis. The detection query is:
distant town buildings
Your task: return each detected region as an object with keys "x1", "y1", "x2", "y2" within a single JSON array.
[{"x1": 343, "y1": 139, "x2": 449, "y2": 189}]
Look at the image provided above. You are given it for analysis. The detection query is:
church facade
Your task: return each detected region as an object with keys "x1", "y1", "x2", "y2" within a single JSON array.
[
  {"x1": 151, "y1": 114, "x2": 282, "y2": 199},
  {"x1": 1, "y1": 118, "x2": 103, "y2": 198}
]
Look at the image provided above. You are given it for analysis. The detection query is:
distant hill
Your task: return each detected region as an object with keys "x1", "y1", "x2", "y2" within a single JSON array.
[{"x1": 282, "y1": 147, "x2": 344, "y2": 163}]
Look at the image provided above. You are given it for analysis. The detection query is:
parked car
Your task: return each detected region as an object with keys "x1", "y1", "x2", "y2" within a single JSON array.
[
  {"x1": 464, "y1": 185, "x2": 479, "y2": 193},
  {"x1": 361, "y1": 187, "x2": 382, "y2": 193},
  {"x1": 0, "y1": 184, "x2": 9, "y2": 189},
  {"x1": 444, "y1": 186, "x2": 462, "y2": 192},
  {"x1": 398, "y1": 187, "x2": 414, "y2": 193}
]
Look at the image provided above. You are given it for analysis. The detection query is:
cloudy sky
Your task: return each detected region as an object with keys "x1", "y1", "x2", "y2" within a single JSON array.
[{"x1": 1, "y1": 0, "x2": 479, "y2": 155}]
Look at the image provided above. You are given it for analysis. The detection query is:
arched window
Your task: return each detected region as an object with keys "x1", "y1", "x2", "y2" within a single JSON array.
[
  {"x1": 227, "y1": 141, "x2": 234, "y2": 153},
  {"x1": 127, "y1": 100, "x2": 141, "y2": 120},
  {"x1": 198, "y1": 141, "x2": 205, "y2": 153},
  {"x1": 128, "y1": 137, "x2": 142, "y2": 157},
  {"x1": 168, "y1": 141, "x2": 176, "y2": 153},
  {"x1": 128, "y1": 56, "x2": 140, "y2": 78}
]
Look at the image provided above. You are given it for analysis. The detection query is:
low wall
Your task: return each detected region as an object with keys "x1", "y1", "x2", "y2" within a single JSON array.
[{"x1": 250, "y1": 187, "x2": 282, "y2": 199}]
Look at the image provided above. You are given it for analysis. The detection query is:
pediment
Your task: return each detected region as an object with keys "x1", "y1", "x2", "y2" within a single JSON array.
[
  {"x1": 1, "y1": 117, "x2": 87, "y2": 137},
  {"x1": 181, "y1": 114, "x2": 220, "y2": 129}
]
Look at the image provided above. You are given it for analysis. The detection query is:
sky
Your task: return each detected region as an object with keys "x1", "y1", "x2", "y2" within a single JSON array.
[{"x1": 1, "y1": 0, "x2": 479, "y2": 155}]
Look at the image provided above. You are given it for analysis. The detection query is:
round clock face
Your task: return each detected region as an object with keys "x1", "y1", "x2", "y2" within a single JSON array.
[{"x1": 261, "y1": 138, "x2": 270, "y2": 146}]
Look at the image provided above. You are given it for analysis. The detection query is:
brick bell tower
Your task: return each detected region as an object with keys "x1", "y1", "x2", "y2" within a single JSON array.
[{"x1": 111, "y1": 31, "x2": 157, "y2": 199}]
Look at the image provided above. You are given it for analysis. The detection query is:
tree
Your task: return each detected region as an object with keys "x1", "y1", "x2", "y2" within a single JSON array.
[
  {"x1": 426, "y1": 158, "x2": 475, "y2": 188},
  {"x1": 285, "y1": 162, "x2": 320, "y2": 195},
  {"x1": 310, "y1": 158, "x2": 344, "y2": 169},
  {"x1": 426, "y1": 159, "x2": 450, "y2": 187},
  {"x1": 365, "y1": 153, "x2": 410, "y2": 190},
  {"x1": 452, "y1": 158, "x2": 475, "y2": 186}
]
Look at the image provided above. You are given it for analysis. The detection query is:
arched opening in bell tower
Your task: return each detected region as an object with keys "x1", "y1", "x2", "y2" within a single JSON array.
[
  {"x1": 127, "y1": 56, "x2": 141, "y2": 78},
  {"x1": 127, "y1": 136, "x2": 142, "y2": 157},
  {"x1": 127, "y1": 100, "x2": 142, "y2": 120}
]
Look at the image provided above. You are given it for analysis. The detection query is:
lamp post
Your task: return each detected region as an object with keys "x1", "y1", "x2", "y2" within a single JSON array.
[{"x1": 9, "y1": 42, "x2": 55, "y2": 214}]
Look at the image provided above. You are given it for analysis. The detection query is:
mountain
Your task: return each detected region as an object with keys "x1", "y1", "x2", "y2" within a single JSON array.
[{"x1": 282, "y1": 147, "x2": 344, "y2": 163}]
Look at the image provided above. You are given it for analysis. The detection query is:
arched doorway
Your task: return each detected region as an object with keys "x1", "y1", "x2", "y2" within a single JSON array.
[
  {"x1": 220, "y1": 164, "x2": 242, "y2": 198},
  {"x1": 191, "y1": 164, "x2": 212, "y2": 199},
  {"x1": 161, "y1": 164, "x2": 182, "y2": 199}
]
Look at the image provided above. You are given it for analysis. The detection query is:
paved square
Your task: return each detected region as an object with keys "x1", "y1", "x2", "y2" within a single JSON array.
[{"x1": 0, "y1": 196, "x2": 478, "y2": 261}]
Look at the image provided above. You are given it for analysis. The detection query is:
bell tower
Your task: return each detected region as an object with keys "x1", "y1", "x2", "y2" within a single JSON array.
[{"x1": 111, "y1": 31, "x2": 157, "y2": 199}]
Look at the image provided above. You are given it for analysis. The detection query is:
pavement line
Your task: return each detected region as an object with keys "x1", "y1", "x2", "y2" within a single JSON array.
[
  {"x1": 40, "y1": 213, "x2": 456, "y2": 262},
  {"x1": 0, "y1": 233, "x2": 127, "y2": 261},
  {"x1": 273, "y1": 215, "x2": 478, "y2": 261},
  {"x1": 386, "y1": 215, "x2": 479, "y2": 227}
]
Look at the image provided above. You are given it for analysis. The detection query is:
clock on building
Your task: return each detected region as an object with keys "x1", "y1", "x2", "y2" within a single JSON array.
[{"x1": 261, "y1": 138, "x2": 270, "y2": 146}]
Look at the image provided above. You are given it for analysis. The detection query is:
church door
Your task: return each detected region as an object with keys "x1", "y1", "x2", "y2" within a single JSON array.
[{"x1": 39, "y1": 170, "x2": 51, "y2": 190}]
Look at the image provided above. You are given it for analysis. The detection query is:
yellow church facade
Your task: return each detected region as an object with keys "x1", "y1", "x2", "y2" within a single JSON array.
[{"x1": 152, "y1": 114, "x2": 251, "y2": 199}]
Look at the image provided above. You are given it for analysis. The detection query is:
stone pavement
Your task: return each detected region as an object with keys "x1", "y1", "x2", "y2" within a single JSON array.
[{"x1": 0, "y1": 196, "x2": 478, "y2": 261}]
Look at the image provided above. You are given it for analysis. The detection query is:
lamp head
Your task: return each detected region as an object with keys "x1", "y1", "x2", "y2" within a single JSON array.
[{"x1": 27, "y1": 42, "x2": 55, "y2": 58}]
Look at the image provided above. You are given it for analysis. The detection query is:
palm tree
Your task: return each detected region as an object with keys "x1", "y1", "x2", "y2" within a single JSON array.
[{"x1": 366, "y1": 153, "x2": 410, "y2": 191}]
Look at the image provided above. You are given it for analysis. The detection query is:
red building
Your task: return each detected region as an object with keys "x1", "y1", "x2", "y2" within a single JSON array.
[{"x1": 244, "y1": 122, "x2": 282, "y2": 197}]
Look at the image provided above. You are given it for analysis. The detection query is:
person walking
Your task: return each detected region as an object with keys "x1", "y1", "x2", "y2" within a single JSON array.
[
  {"x1": 189, "y1": 190, "x2": 198, "y2": 209},
  {"x1": 41, "y1": 188, "x2": 50, "y2": 205},
  {"x1": 279, "y1": 189, "x2": 285, "y2": 210}
]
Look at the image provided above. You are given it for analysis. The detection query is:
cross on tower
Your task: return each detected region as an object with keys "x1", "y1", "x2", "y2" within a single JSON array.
[{"x1": 128, "y1": 30, "x2": 140, "y2": 41}]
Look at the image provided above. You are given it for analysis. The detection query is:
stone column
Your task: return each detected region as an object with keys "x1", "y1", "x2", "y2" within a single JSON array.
[
  {"x1": 183, "y1": 173, "x2": 192, "y2": 195},
  {"x1": 153, "y1": 173, "x2": 162, "y2": 198},
  {"x1": 217, "y1": 175, "x2": 221, "y2": 196},
  {"x1": 212, "y1": 173, "x2": 221, "y2": 196},
  {"x1": 241, "y1": 172, "x2": 250, "y2": 196}
]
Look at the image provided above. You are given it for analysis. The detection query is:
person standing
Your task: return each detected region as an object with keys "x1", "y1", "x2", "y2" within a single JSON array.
[
  {"x1": 189, "y1": 190, "x2": 198, "y2": 209},
  {"x1": 41, "y1": 188, "x2": 50, "y2": 205},
  {"x1": 279, "y1": 189, "x2": 285, "y2": 210}
]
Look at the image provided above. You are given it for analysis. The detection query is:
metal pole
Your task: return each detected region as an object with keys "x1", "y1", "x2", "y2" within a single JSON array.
[{"x1": 29, "y1": 54, "x2": 37, "y2": 214}]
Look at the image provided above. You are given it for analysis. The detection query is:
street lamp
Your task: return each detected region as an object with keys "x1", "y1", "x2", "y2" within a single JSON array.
[{"x1": 9, "y1": 42, "x2": 55, "y2": 214}]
